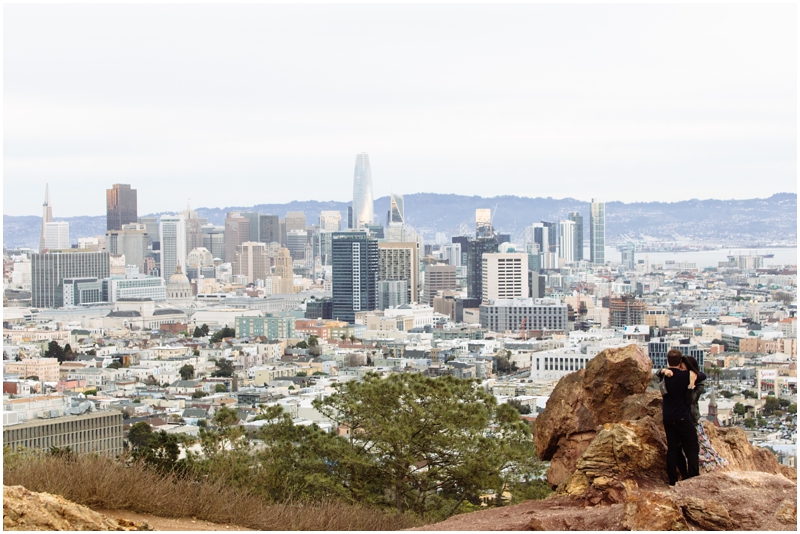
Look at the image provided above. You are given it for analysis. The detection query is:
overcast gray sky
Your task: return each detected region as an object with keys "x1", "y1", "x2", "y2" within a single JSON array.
[{"x1": 4, "y1": 3, "x2": 796, "y2": 217}]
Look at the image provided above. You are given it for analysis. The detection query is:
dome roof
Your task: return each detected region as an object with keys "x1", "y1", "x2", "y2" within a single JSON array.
[
  {"x1": 167, "y1": 263, "x2": 190, "y2": 286},
  {"x1": 168, "y1": 271, "x2": 190, "y2": 285}
]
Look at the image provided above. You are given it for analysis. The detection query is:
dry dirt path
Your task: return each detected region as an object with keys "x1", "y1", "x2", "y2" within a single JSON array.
[{"x1": 92, "y1": 509, "x2": 254, "y2": 531}]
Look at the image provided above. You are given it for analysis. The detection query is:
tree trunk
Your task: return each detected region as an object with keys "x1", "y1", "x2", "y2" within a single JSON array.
[{"x1": 395, "y1": 469, "x2": 405, "y2": 512}]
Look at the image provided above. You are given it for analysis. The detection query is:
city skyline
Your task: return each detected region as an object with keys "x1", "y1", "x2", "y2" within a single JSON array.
[{"x1": 4, "y1": 3, "x2": 795, "y2": 217}]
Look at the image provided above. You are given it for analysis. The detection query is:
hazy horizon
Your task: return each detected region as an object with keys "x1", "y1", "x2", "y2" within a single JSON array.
[
  {"x1": 5, "y1": 3, "x2": 796, "y2": 217},
  {"x1": 4, "y1": 191, "x2": 796, "y2": 219}
]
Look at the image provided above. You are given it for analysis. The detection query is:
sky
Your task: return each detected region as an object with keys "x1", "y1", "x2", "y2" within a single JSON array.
[{"x1": 3, "y1": 2, "x2": 797, "y2": 217}]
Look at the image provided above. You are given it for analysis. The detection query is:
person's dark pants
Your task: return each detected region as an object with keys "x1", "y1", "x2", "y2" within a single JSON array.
[
  {"x1": 676, "y1": 447, "x2": 689, "y2": 480},
  {"x1": 664, "y1": 417, "x2": 699, "y2": 485}
]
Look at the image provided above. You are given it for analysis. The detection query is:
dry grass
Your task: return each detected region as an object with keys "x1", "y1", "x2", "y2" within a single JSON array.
[{"x1": 3, "y1": 453, "x2": 423, "y2": 531}]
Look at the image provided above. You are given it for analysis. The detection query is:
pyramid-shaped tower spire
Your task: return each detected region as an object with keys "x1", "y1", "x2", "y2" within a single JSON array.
[{"x1": 39, "y1": 183, "x2": 54, "y2": 252}]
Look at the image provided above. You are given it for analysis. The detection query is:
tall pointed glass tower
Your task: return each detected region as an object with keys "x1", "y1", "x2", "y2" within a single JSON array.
[
  {"x1": 352, "y1": 153, "x2": 374, "y2": 229},
  {"x1": 388, "y1": 193, "x2": 404, "y2": 225},
  {"x1": 39, "y1": 184, "x2": 53, "y2": 252}
]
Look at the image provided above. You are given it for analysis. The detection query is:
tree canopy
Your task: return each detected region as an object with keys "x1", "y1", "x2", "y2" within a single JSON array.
[
  {"x1": 313, "y1": 372, "x2": 541, "y2": 516},
  {"x1": 179, "y1": 364, "x2": 195, "y2": 381},
  {"x1": 212, "y1": 359, "x2": 234, "y2": 378},
  {"x1": 210, "y1": 326, "x2": 236, "y2": 343},
  {"x1": 193, "y1": 324, "x2": 210, "y2": 338}
]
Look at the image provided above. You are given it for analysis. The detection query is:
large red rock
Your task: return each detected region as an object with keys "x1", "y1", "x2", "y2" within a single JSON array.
[
  {"x1": 534, "y1": 343, "x2": 796, "y2": 495},
  {"x1": 581, "y1": 344, "x2": 653, "y2": 424},
  {"x1": 534, "y1": 344, "x2": 656, "y2": 487}
]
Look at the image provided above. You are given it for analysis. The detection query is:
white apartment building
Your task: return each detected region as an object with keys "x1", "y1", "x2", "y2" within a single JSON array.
[
  {"x1": 482, "y1": 253, "x2": 528, "y2": 301},
  {"x1": 559, "y1": 220, "x2": 575, "y2": 264}
]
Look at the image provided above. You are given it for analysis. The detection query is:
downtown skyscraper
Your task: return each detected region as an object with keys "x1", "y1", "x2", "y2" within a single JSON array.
[
  {"x1": 590, "y1": 199, "x2": 605, "y2": 264},
  {"x1": 331, "y1": 231, "x2": 379, "y2": 323},
  {"x1": 159, "y1": 215, "x2": 187, "y2": 279},
  {"x1": 388, "y1": 193, "x2": 404, "y2": 225},
  {"x1": 39, "y1": 184, "x2": 53, "y2": 253},
  {"x1": 568, "y1": 211, "x2": 584, "y2": 262},
  {"x1": 352, "y1": 153, "x2": 374, "y2": 229},
  {"x1": 106, "y1": 184, "x2": 138, "y2": 231}
]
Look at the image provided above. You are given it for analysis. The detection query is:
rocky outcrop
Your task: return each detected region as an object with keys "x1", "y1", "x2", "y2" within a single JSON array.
[
  {"x1": 621, "y1": 470, "x2": 797, "y2": 531},
  {"x1": 534, "y1": 344, "x2": 662, "y2": 488},
  {"x1": 535, "y1": 343, "x2": 795, "y2": 501},
  {"x1": 415, "y1": 344, "x2": 796, "y2": 531},
  {"x1": 3, "y1": 485, "x2": 152, "y2": 531},
  {"x1": 413, "y1": 470, "x2": 796, "y2": 531}
]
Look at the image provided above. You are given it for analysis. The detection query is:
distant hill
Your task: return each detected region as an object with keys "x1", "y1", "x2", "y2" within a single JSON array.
[{"x1": 4, "y1": 193, "x2": 796, "y2": 249}]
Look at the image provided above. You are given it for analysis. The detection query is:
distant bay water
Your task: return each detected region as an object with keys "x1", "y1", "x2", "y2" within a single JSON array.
[{"x1": 599, "y1": 246, "x2": 798, "y2": 269}]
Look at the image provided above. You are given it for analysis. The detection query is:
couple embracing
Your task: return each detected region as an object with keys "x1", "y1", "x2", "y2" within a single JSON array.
[{"x1": 657, "y1": 348, "x2": 728, "y2": 485}]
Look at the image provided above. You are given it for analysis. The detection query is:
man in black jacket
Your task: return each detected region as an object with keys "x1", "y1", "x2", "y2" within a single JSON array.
[{"x1": 662, "y1": 349, "x2": 699, "y2": 485}]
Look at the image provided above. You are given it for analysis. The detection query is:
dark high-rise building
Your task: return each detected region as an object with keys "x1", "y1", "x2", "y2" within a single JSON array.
[
  {"x1": 31, "y1": 251, "x2": 110, "y2": 308},
  {"x1": 331, "y1": 231, "x2": 379, "y2": 324},
  {"x1": 568, "y1": 212, "x2": 584, "y2": 262},
  {"x1": 387, "y1": 193, "x2": 404, "y2": 225},
  {"x1": 466, "y1": 236, "x2": 498, "y2": 300},
  {"x1": 259, "y1": 215, "x2": 281, "y2": 244},
  {"x1": 106, "y1": 184, "x2": 138, "y2": 231},
  {"x1": 242, "y1": 212, "x2": 260, "y2": 242},
  {"x1": 306, "y1": 298, "x2": 334, "y2": 320}
]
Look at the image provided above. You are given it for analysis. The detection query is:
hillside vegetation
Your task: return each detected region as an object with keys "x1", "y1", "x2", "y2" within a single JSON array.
[{"x1": 3, "y1": 374, "x2": 550, "y2": 529}]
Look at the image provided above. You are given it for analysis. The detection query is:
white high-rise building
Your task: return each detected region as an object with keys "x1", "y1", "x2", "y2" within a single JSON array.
[
  {"x1": 442, "y1": 243, "x2": 462, "y2": 267},
  {"x1": 352, "y1": 153, "x2": 374, "y2": 229},
  {"x1": 559, "y1": 220, "x2": 576, "y2": 264},
  {"x1": 44, "y1": 222, "x2": 70, "y2": 250},
  {"x1": 481, "y1": 253, "x2": 528, "y2": 302},
  {"x1": 590, "y1": 199, "x2": 605, "y2": 264},
  {"x1": 319, "y1": 211, "x2": 342, "y2": 232},
  {"x1": 159, "y1": 215, "x2": 187, "y2": 280},
  {"x1": 39, "y1": 184, "x2": 54, "y2": 253}
]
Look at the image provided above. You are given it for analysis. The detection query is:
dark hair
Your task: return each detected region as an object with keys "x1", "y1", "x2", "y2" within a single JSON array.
[
  {"x1": 667, "y1": 348, "x2": 683, "y2": 367},
  {"x1": 683, "y1": 355, "x2": 701, "y2": 375}
]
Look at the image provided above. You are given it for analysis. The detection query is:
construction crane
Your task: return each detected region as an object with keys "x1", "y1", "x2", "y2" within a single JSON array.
[{"x1": 520, "y1": 317, "x2": 527, "y2": 341}]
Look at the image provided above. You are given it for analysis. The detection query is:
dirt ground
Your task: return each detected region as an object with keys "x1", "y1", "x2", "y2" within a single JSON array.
[{"x1": 91, "y1": 509, "x2": 255, "y2": 531}]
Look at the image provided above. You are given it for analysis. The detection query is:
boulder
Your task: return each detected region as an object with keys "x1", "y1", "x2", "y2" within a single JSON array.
[
  {"x1": 535, "y1": 343, "x2": 796, "y2": 496},
  {"x1": 3, "y1": 485, "x2": 151, "y2": 531},
  {"x1": 702, "y1": 424, "x2": 796, "y2": 480},
  {"x1": 581, "y1": 344, "x2": 653, "y2": 424},
  {"x1": 535, "y1": 344, "x2": 658, "y2": 487},
  {"x1": 563, "y1": 418, "x2": 668, "y2": 504}
]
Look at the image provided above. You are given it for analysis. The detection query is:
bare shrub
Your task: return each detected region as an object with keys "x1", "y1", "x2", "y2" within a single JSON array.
[{"x1": 3, "y1": 453, "x2": 422, "y2": 531}]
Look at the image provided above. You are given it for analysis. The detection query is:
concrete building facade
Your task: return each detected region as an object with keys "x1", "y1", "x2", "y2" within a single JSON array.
[
  {"x1": 31, "y1": 251, "x2": 111, "y2": 308},
  {"x1": 378, "y1": 241, "x2": 419, "y2": 304},
  {"x1": 482, "y1": 253, "x2": 528, "y2": 301},
  {"x1": 3, "y1": 411, "x2": 123, "y2": 456}
]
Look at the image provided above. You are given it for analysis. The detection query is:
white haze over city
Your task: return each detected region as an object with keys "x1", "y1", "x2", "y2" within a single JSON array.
[{"x1": 3, "y1": 3, "x2": 796, "y2": 217}]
